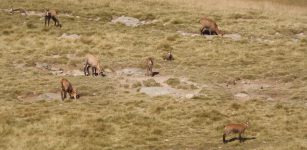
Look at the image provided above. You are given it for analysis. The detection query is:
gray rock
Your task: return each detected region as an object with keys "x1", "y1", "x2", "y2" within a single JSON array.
[
  {"x1": 36, "y1": 63, "x2": 50, "y2": 70},
  {"x1": 177, "y1": 31, "x2": 200, "y2": 37},
  {"x1": 59, "y1": 33, "x2": 80, "y2": 40},
  {"x1": 140, "y1": 87, "x2": 177, "y2": 96},
  {"x1": 111, "y1": 16, "x2": 141, "y2": 27},
  {"x1": 111, "y1": 16, "x2": 156, "y2": 27},
  {"x1": 67, "y1": 70, "x2": 84, "y2": 76},
  {"x1": 35, "y1": 93, "x2": 61, "y2": 101},
  {"x1": 185, "y1": 93, "x2": 198, "y2": 99},
  {"x1": 235, "y1": 93, "x2": 249, "y2": 98},
  {"x1": 224, "y1": 34, "x2": 242, "y2": 41}
]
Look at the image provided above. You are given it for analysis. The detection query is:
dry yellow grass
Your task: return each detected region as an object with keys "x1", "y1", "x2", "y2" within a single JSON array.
[{"x1": 0, "y1": 0, "x2": 306, "y2": 149}]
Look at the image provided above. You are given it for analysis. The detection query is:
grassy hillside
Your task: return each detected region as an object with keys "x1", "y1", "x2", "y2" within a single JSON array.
[{"x1": 0, "y1": 0, "x2": 306, "y2": 149}]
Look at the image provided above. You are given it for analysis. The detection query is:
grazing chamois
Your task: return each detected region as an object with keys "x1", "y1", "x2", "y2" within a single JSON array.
[
  {"x1": 163, "y1": 50, "x2": 174, "y2": 61},
  {"x1": 10, "y1": 8, "x2": 27, "y2": 15},
  {"x1": 45, "y1": 9, "x2": 62, "y2": 28},
  {"x1": 223, "y1": 122, "x2": 249, "y2": 143},
  {"x1": 145, "y1": 57, "x2": 154, "y2": 76},
  {"x1": 199, "y1": 17, "x2": 223, "y2": 36},
  {"x1": 60, "y1": 78, "x2": 79, "y2": 100},
  {"x1": 84, "y1": 54, "x2": 104, "y2": 76}
]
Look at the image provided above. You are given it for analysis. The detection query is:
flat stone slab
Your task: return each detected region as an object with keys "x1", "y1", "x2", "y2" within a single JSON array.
[
  {"x1": 65, "y1": 70, "x2": 84, "y2": 76},
  {"x1": 177, "y1": 31, "x2": 200, "y2": 37},
  {"x1": 37, "y1": 93, "x2": 61, "y2": 100},
  {"x1": 111, "y1": 16, "x2": 157, "y2": 27},
  {"x1": 224, "y1": 34, "x2": 242, "y2": 41},
  {"x1": 59, "y1": 33, "x2": 80, "y2": 40},
  {"x1": 235, "y1": 93, "x2": 249, "y2": 99},
  {"x1": 111, "y1": 16, "x2": 142, "y2": 27},
  {"x1": 140, "y1": 87, "x2": 177, "y2": 97}
]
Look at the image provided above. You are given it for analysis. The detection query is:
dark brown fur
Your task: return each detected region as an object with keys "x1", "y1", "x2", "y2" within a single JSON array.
[{"x1": 60, "y1": 78, "x2": 79, "y2": 100}]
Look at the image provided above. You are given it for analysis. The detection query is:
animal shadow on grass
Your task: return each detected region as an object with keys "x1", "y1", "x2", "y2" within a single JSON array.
[
  {"x1": 224, "y1": 137, "x2": 256, "y2": 144},
  {"x1": 152, "y1": 72, "x2": 159, "y2": 77}
]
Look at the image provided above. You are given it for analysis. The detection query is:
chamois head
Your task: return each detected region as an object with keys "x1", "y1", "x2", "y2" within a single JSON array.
[{"x1": 70, "y1": 88, "x2": 80, "y2": 99}]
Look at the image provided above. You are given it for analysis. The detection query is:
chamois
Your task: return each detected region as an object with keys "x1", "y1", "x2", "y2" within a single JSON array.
[
  {"x1": 45, "y1": 9, "x2": 62, "y2": 27},
  {"x1": 145, "y1": 57, "x2": 154, "y2": 76},
  {"x1": 84, "y1": 54, "x2": 104, "y2": 76},
  {"x1": 199, "y1": 17, "x2": 223, "y2": 36},
  {"x1": 163, "y1": 50, "x2": 174, "y2": 61},
  {"x1": 223, "y1": 122, "x2": 249, "y2": 143},
  {"x1": 10, "y1": 8, "x2": 27, "y2": 15},
  {"x1": 60, "y1": 78, "x2": 79, "y2": 100}
]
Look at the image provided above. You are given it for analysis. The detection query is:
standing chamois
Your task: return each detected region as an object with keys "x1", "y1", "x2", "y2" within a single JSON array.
[
  {"x1": 84, "y1": 54, "x2": 105, "y2": 76},
  {"x1": 199, "y1": 17, "x2": 223, "y2": 36},
  {"x1": 145, "y1": 57, "x2": 154, "y2": 76},
  {"x1": 45, "y1": 9, "x2": 62, "y2": 28},
  {"x1": 163, "y1": 50, "x2": 174, "y2": 61},
  {"x1": 223, "y1": 122, "x2": 249, "y2": 143}
]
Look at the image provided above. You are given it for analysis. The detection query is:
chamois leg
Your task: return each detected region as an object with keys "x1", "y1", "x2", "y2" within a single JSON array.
[
  {"x1": 146, "y1": 68, "x2": 149, "y2": 76},
  {"x1": 61, "y1": 91, "x2": 67, "y2": 100},
  {"x1": 47, "y1": 16, "x2": 51, "y2": 27},
  {"x1": 86, "y1": 66, "x2": 90, "y2": 76},
  {"x1": 83, "y1": 64, "x2": 87, "y2": 76},
  {"x1": 92, "y1": 67, "x2": 96, "y2": 76},
  {"x1": 44, "y1": 16, "x2": 47, "y2": 27},
  {"x1": 94, "y1": 67, "x2": 98, "y2": 76},
  {"x1": 84, "y1": 64, "x2": 89, "y2": 76},
  {"x1": 239, "y1": 134, "x2": 243, "y2": 143},
  {"x1": 150, "y1": 67, "x2": 153, "y2": 77},
  {"x1": 51, "y1": 17, "x2": 57, "y2": 26},
  {"x1": 223, "y1": 134, "x2": 227, "y2": 144},
  {"x1": 61, "y1": 90, "x2": 64, "y2": 100}
]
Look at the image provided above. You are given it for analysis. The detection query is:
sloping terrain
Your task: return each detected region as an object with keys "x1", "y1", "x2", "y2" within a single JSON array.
[{"x1": 0, "y1": 0, "x2": 306, "y2": 149}]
